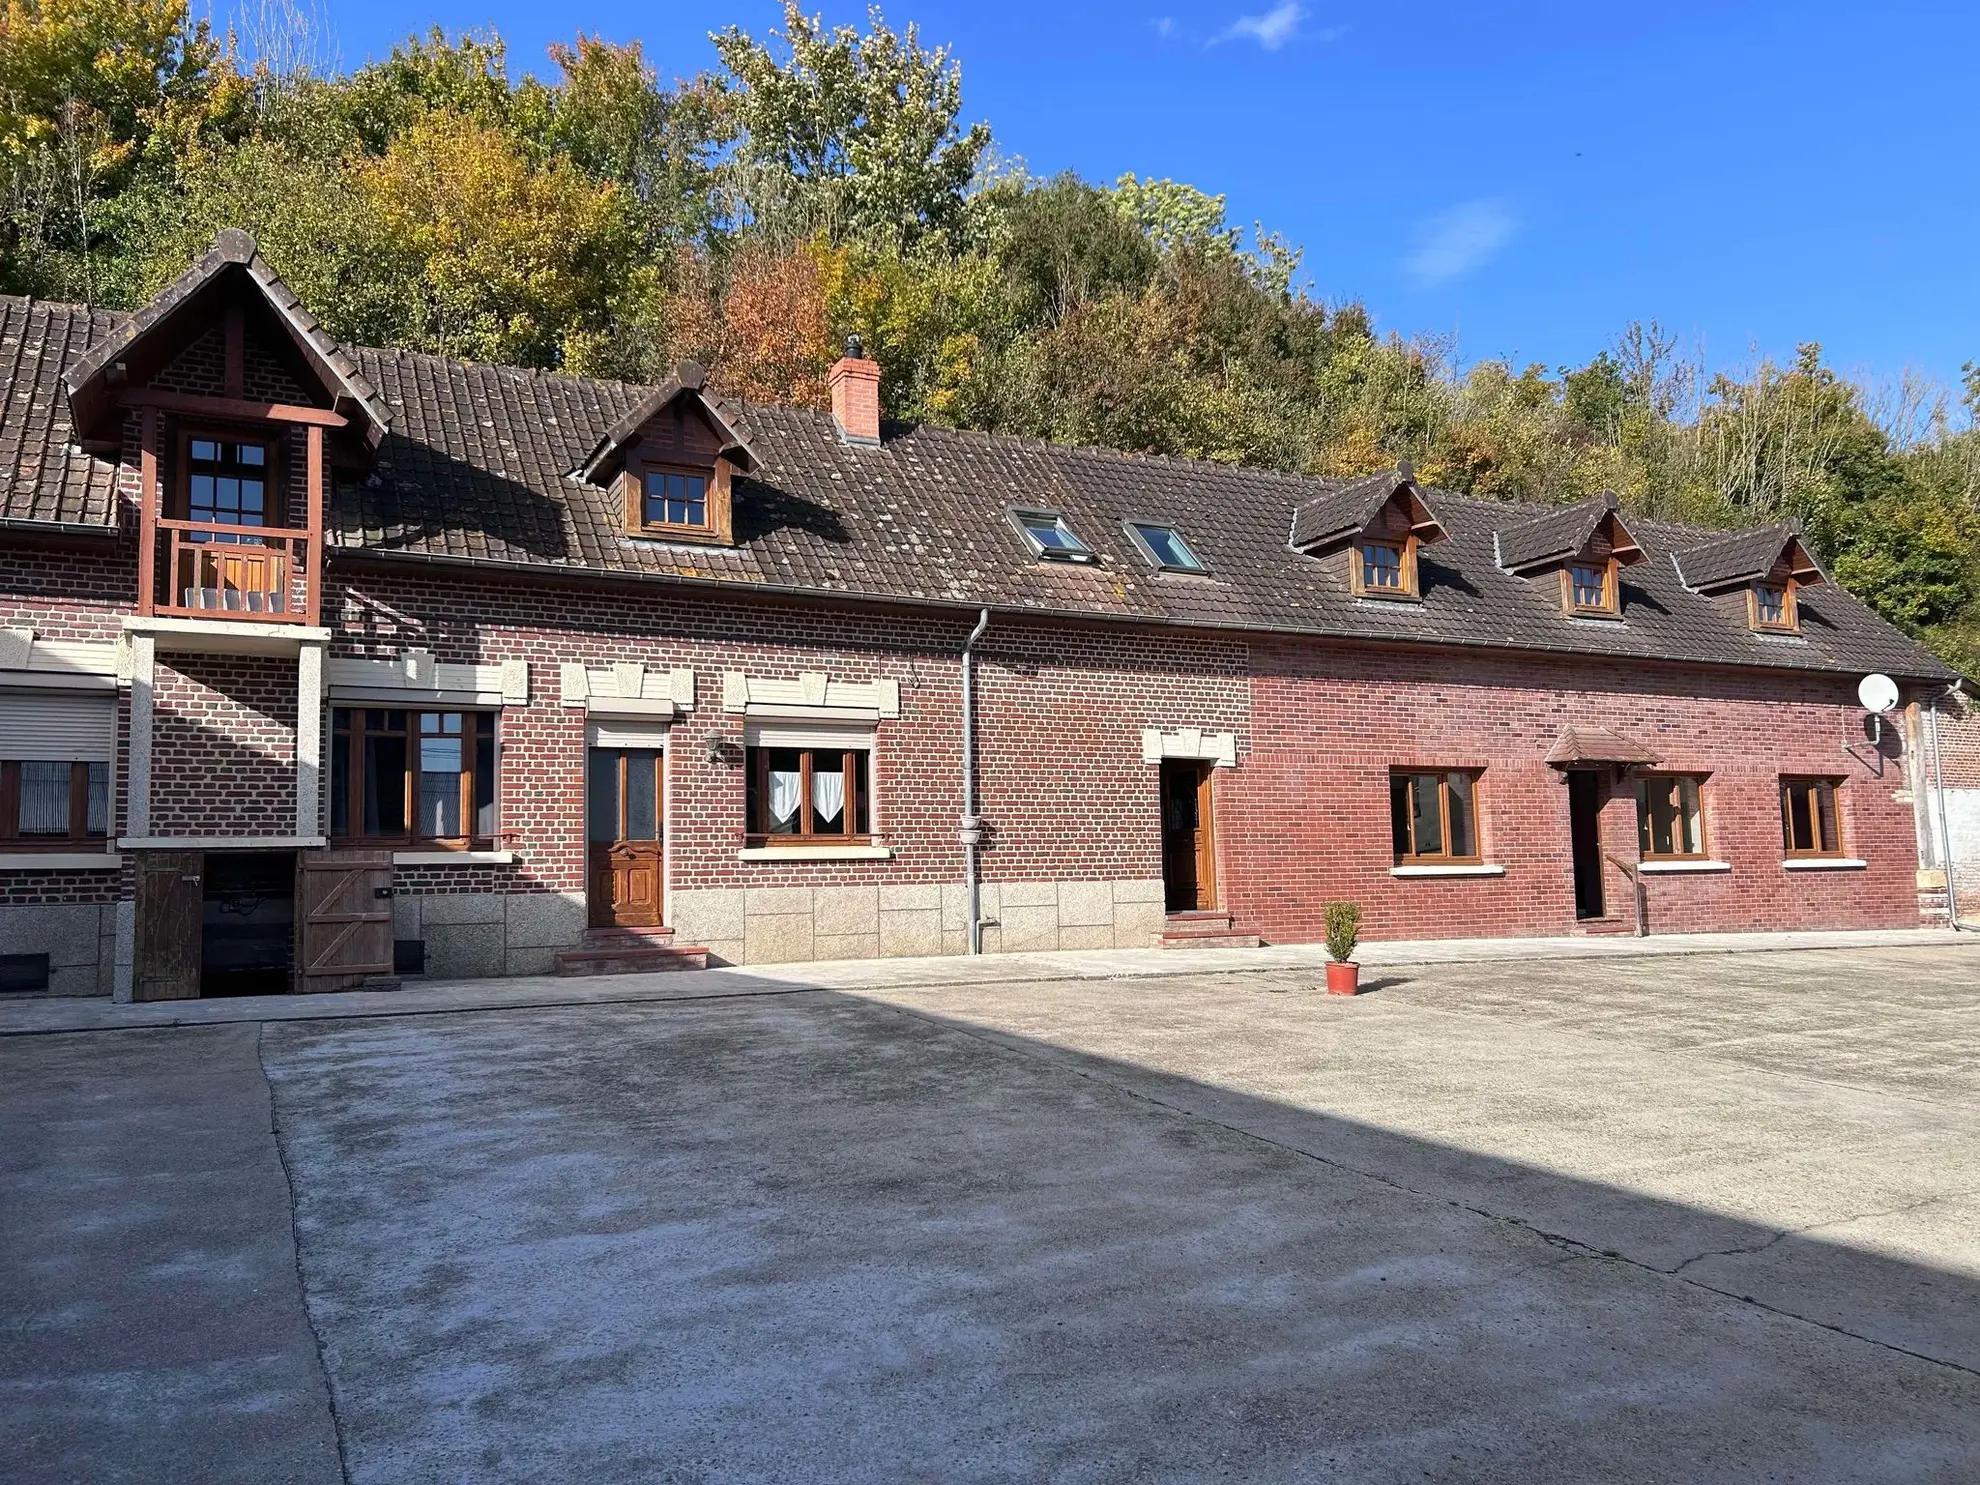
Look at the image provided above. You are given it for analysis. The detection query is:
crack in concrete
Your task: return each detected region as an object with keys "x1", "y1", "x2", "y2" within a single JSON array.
[
  {"x1": 889, "y1": 1005, "x2": 1980, "y2": 1384},
  {"x1": 1665, "y1": 1193, "x2": 1972, "y2": 1277},
  {"x1": 256, "y1": 1023, "x2": 353, "y2": 1485}
]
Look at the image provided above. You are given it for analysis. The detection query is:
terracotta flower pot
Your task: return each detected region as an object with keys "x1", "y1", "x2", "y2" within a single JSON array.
[{"x1": 1326, "y1": 960, "x2": 1360, "y2": 996}]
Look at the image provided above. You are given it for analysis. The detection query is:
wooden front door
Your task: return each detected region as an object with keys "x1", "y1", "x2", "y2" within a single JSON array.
[
  {"x1": 588, "y1": 745, "x2": 665, "y2": 929},
  {"x1": 1160, "y1": 759, "x2": 1217, "y2": 912},
  {"x1": 134, "y1": 851, "x2": 203, "y2": 1001},
  {"x1": 298, "y1": 850, "x2": 394, "y2": 991}
]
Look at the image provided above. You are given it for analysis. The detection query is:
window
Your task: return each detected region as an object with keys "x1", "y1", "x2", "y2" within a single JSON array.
[
  {"x1": 185, "y1": 436, "x2": 271, "y2": 536},
  {"x1": 1125, "y1": 521, "x2": 1206, "y2": 573},
  {"x1": 1781, "y1": 777, "x2": 1842, "y2": 858},
  {"x1": 640, "y1": 467, "x2": 707, "y2": 529},
  {"x1": 1636, "y1": 775, "x2": 1705, "y2": 859},
  {"x1": 588, "y1": 748, "x2": 663, "y2": 843},
  {"x1": 1390, "y1": 770, "x2": 1481, "y2": 862},
  {"x1": 1564, "y1": 559, "x2": 1618, "y2": 616},
  {"x1": 1009, "y1": 508, "x2": 1094, "y2": 562},
  {"x1": 1751, "y1": 581, "x2": 1797, "y2": 633},
  {"x1": 1353, "y1": 537, "x2": 1417, "y2": 599},
  {"x1": 331, "y1": 709, "x2": 497, "y2": 847},
  {"x1": 0, "y1": 760, "x2": 109, "y2": 845},
  {"x1": 746, "y1": 744, "x2": 873, "y2": 842}
]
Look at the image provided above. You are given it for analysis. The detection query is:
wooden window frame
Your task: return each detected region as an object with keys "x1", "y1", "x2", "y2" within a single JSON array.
[
  {"x1": 1749, "y1": 579, "x2": 1799, "y2": 634},
  {"x1": 1352, "y1": 535, "x2": 1419, "y2": 600},
  {"x1": 175, "y1": 426, "x2": 283, "y2": 528},
  {"x1": 1780, "y1": 776, "x2": 1844, "y2": 858},
  {"x1": 1635, "y1": 773, "x2": 1708, "y2": 861},
  {"x1": 1562, "y1": 556, "x2": 1620, "y2": 618},
  {"x1": 622, "y1": 455, "x2": 733, "y2": 544},
  {"x1": 0, "y1": 760, "x2": 109, "y2": 847},
  {"x1": 1389, "y1": 769, "x2": 1484, "y2": 864},
  {"x1": 330, "y1": 708, "x2": 499, "y2": 851},
  {"x1": 746, "y1": 744, "x2": 873, "y2": 846}
]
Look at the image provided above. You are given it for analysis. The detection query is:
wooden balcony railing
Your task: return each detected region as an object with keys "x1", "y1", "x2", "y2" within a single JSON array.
[{"x1": 150, "y1": 517, "x2": 317, "y2": 623}]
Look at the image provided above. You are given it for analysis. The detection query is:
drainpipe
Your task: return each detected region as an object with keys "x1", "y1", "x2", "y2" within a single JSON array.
[
  {"x1": 960, "y1": 608, "x2": 991, "y2": 953},
  {"x1": 1927, "y1": 688, "x2": 1967, "y2": 930}
]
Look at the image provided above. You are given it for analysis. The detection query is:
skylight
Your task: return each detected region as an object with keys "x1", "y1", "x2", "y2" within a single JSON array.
[
  {"x1": 1009, "y1": 508, "x2": 1095, "y2": 562},
  {"x1": 1126, "y1": 521, "x2": 1206, "y2": 573}
]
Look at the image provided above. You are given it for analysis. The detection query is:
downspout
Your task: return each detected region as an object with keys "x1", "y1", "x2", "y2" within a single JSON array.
[
  {"x1": 1927, "y1": 688, "x2": 1967, "y2": 930},
  {"x1": 960, "y1": 608, "x2": 991, "y2": 953}
]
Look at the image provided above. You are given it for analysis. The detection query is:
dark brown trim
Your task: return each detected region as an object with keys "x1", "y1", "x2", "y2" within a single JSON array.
[{"x1": 121, "y1": 388, "x2": 348, "y2": 428}]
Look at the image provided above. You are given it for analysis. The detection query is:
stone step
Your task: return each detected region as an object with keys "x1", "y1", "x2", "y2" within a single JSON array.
[
  {"x1": 1160, "y1": 912, "x2": 1262, "y2": 949},
  {"x1": 578, "y1": 926, "x2": 678, "y2": 949},
  {"x1": 553, "y1": 943, "x2": 709, "y2": 976}
]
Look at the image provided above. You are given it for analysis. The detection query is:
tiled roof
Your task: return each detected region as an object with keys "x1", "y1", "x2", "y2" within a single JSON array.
[
  {"x1": 1673, "y1": 522, "x2": 1825, "y2": 592},
  {"x1": 1497, "y1": 490, "x2": 1639, "y2": 572},
  {"x1": 0, "y1": 290, "x2": 1955, "y2": 683},
  {"x1": 1545, "y1": 726, "x2": 1662, "y2": 766},
  {"x1": 1288, "y1": 465, "x2": 1435, "y2": 551},
  {"x1": 0, "y1": 297, "x2": 125, "y2": 527}
]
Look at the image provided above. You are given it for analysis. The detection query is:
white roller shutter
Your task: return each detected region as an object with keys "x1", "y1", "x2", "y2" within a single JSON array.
[
  {"x1": 0, "y1": 691, "x2": 116, "y2": 762},
  {"x1": 587, "y1": 718, "x2": 671, "y2": 750},
  {"x1": 743, "y1": 720, "x2": 875, "y2": 752}
]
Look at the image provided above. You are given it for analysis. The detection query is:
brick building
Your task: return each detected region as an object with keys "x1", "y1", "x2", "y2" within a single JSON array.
[{"x1": 0, "y1": 232, "x2": 1964, "y2": 999}]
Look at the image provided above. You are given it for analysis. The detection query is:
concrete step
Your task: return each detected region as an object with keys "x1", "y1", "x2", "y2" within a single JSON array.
[{"x1": 554, "y1": 943, "x2": 709, "y2": 976}]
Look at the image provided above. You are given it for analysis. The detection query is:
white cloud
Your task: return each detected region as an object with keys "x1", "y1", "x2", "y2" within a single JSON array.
[
  {"x1": 1402, "y1": 199, "x2": 1518, "y2": 288},
  {"x1": 1214, "y1": 2, "x2": 1305, "y2": 51},
  {"x1": 1152, "y1": 15, "x2": 1174, "y2": 37}
]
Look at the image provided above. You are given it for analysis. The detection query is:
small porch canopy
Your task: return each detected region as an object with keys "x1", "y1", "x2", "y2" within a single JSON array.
[{"x1": 1544, "y1": 725, "x2": 1661, "y2": 768}]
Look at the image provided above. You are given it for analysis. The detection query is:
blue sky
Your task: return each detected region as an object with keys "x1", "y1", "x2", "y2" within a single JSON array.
[{"x1": 316, "y1": 0, "x2": 1978, "y2": 401}]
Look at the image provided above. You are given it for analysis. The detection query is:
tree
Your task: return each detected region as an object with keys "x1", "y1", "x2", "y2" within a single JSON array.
[{"x1": 710, "y1": 3, "x2": 989, "y2": 245}]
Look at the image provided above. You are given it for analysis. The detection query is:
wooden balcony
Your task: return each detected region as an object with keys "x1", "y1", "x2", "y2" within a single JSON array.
[{"x1": 145, "y1": 518, "x2": 318, "y2": 624}]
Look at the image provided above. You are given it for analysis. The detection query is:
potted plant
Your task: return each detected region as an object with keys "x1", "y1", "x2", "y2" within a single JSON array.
[{"x1": 1324, "y1": 901, "x2": 1361, "y2": 995}]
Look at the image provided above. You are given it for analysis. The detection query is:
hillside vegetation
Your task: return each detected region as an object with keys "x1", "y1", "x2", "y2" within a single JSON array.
[{"x1": 4, "y1": 0, "x2": 1977, "y2": 668}]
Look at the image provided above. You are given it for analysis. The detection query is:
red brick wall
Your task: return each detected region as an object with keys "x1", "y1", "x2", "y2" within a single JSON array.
[
  {"x1": 150, "y1": 654, "x2": 298, "y2": 836},
  {"x1": 1224, "y1": 637, "x2": 1921, "y2": 940}
]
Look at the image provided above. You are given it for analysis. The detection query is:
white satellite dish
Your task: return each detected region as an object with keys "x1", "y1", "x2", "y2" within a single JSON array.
[{"x1": 1858, "y1": 673, "x2": 1900, "y2": 715}]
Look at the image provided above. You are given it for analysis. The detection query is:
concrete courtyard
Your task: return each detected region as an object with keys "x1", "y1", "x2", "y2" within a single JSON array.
[{"x1": 5, "y1": 942, "x2": 1980, "y2": 1482}]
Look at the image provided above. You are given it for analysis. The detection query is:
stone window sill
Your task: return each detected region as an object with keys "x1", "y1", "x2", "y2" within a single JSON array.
[
  {"x1": 1388, "y1": 863, "x2": 1506, "y2": 878},
  {"x1": 392, "y1": 850, "x2": 517, "y2": 866},
  {"x1": 0, "y1": 851, "x2": 121, "y2": 870},
  {"x1": 1782, "y1": 857, "x2": 1868, "y2": 871},
  {"x1": 737, "y1": 843, "x2": 895, "y2": 862},
  {"x1": 1637, "y1": 859, "x2": 1731, "y2": 874}
]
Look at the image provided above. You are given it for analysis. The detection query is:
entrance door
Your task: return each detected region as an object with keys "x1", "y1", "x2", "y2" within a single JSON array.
[
  {"x1": 1160, "y1": 759, "x2": 1217, "y2": 912},
  {"x1": 588, "y1": 745, "x2": 665, "y2": 928},
  {"x1": 1568, "y1": 770, "x2": 1605, "y2": 920},
  {"x1": 298, "y1": 850, "x2": 394, "y2": 991},
  {"x1": 134, "y1": 851, "x2": 203, "y2": 1001}
]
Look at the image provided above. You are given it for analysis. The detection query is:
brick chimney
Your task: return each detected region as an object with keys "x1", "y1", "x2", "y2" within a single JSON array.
[{"x1": 828, "y1": 335, "x2": 882, "y2": 446}]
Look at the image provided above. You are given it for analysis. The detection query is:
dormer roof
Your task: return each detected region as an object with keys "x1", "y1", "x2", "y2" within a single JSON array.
[
  {"x1": 1672, "y1": 521, "x2": 1826, "y2": 592},
  {"x1": 1496, "y1": 490, "x2": 1646, "y2": 574},
  {"x1": 1288, "y1": 463, "x2": 1448, "y2": 554},
  {"x1": 62, "y1": 229, "x2": 391, "y2": 445},
  {"x1": 575, "y1": 360, "x2": 761, "y2": 483}
]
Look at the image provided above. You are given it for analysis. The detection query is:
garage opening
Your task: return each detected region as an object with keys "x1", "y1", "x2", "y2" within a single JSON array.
[{"x1": 200, "y1": 851, "x2": 296, "y2": 997}]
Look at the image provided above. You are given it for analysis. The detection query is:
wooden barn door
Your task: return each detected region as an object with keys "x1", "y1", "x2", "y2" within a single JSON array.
[
  {"x1": 134, "y1": 851, "x2": 203, "y2": 1001},
  {"x1": 298, "y1": 850, "x2": 394, "y2": 992}
]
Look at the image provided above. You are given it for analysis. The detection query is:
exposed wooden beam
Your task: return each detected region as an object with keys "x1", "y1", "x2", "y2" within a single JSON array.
[
  {"x1": 120, "y1": 388, "x2": 349, "y2": 428},
  {"x1": 306, "y1": 423, "x2": 324, "y2": 626},
  {"x1": 138, "y1": 408, "x2": 159, "y2": 616},
  {"x1": 223, "y1": 304, "x2": 245, "y2": 399}
]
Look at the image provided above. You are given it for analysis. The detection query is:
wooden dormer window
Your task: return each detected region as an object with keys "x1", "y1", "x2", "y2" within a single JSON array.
[
  {"x1": 1563, "y1": 558, "x2": 1618, "y2": 617},
  {"x1": 623, "y1": 454, "x2": 732, "y2": 544},
  {"x1": 1750, "y1": 580, "x2": 1797, "y2": 633},
  {"x1": 1353, "y1": 536, "x2": 1416, "y2": 599}
]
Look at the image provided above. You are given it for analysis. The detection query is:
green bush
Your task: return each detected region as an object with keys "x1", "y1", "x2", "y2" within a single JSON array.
[{"x1": 1324, "y1": 901, "x2": 1360, "y2": 963}]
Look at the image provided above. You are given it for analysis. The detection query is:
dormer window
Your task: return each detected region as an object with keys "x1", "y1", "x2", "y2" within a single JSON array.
[
  {"x1": 1750, "y1": 581, "x2": 1796, "y2": 633},
  {"x1": 184, "y1": 435, "x2": 275, "y2": 529},
  {"x1": 1353, "y1": 536, "x2": 1415, "y2": 599},
  {"x1": 1564, "y1": 558, "x2": 1618, "y2": 617},
  {"x1": 641, "y1": 467, "x2": 708, "y2": 529},
  {"x1": 1125, "y1": 521, "x2": 1205, "y2": 573},
  {"x1": 1011, "y1": 507, "x2": 1094, "y2": 563}
]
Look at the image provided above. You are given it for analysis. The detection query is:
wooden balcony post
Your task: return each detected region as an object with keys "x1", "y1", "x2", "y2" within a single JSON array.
[
  {"x1": 137, "y1": 407, "x2": 158, "y2": 616},
  {"x1": 305, "y1": 422, "x2": 324, "y2": 625}
]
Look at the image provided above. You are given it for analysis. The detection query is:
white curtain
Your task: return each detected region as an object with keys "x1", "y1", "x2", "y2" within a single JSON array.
[
  {"x1": 17, "y1": 762, "x2": 68, "y2": 834},
  {"x1": 812, "y1": 764, "x2": 845, "y2": 826},
  {"x1": 768, "y1": 765, "x2": 802, "y2": 829}
]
